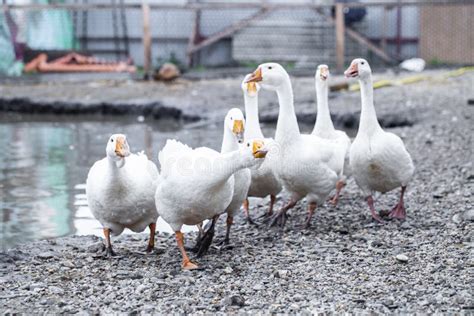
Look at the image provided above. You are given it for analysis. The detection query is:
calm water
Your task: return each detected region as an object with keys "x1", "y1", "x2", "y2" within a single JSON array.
[{"x1": 1, "y1": 113, "x2": 322, "y2": 250}]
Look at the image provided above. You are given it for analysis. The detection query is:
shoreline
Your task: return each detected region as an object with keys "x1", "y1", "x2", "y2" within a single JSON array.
[{"x1": 0, "y1": 97, "x2": 200, "y2": 121}]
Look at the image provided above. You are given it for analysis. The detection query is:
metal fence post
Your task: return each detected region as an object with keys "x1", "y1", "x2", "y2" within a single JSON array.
[
  {"x1": 335, "y1": 2, "x2": 345, "y2": 72},
  {"x1": 142, "y1": 1, "x2": 152, "y2": 79}
]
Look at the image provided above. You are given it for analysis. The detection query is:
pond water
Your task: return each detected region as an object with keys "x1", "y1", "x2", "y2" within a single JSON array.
[{"x1": 0, "y1": 112, "x2": 322, "y2": 250}]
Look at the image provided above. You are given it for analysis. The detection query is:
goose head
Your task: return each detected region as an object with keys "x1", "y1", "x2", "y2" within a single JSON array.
[
  {"x1": 245, "y1": 62, "x2": 290, "y2": 91},
  {"x1": 241, "y1": 73, "x2": 261, "y2": 98},
  {"x1": 225, "y1": 108, "x2": 245, "y2": 144},
  {"x1": 316, "y1": 64, "x2": 330, "y2": 82},
  {"x1": 106, "y1": 134, "x2": 130, "y2": 164},
  {"x1": 344, "y1": 58, "x2": 372, "y2": 80},
  {"x1": 240, "y1": 139, "x2": 268, "y2": 168}
]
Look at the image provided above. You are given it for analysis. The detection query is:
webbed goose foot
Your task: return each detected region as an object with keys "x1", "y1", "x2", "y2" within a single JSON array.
[
  {"x1": 266, "y1": 199, "x2": 297, "y2": 228},
  {"x1": 388, "y1": 203, "x2": 406, "y2": 219},
  {"x1": 246, "y1": 216, "x2": 259, "y2": 226},
  {"x1": 267, "y1": 210, "x2": 288, "y2": 227},
  {"x1": 175, "y1": 231, "x2": 199, "y2": 270},
  {"x1": 366, "y1": 196, "x2": 385, "y2": 224},
  {"x1": 216, "y1": 216, "x2": 233, "y2": 246},
  {"x1": 105, "y1": 246, "x2": 116, "y2": 257},
  {"x1": 196, "y1": 216, "x2": 218, "y2": 257},
  {"x1": 388, "y1": 186, "x2": 407, "y2": 220},
  {"x1": 243, "y1": 199, "x2": 259, "y2": 226},
  {"x1": 257, "y1": 194, "x2": 276, "y2": 219},
  {"x1": 257, "y1": 212, "x2": 272, "y2": 221},
  {"x1": 216, "y1": 238, "x2": 230, "y2": 247},
  {"x1": 300, "y1": 202, "x2": 316, "y2": 229},
  {"x1": 103, "y1": 228, "x2": 117, "y2": 257}
]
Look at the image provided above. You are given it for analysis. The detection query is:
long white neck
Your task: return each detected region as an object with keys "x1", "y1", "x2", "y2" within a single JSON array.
[
  {"x1": 244, "y1": 94, "x2": 264, "y2": 140},
  {"x1": 275, "y1": 77, "x2": 300, "y2": 144},
  {"x1": 221, "y1": 125, "x2": 239, "y2": 154},
  {"x1": 105, "y1": 156, "x2": 126, "y2": 187},
  {"x1": 107, "y1": 156, "x2": 125, "y2": 170},
  {"x1": 358, "y1": 75, "x2": 382, "y2": 136},
  {"x1": 209, "y1": 150, "x2": 251, "y2": 187},
  {"x1": 312, "y1": 78, "x2": 335, "y2": 135}
]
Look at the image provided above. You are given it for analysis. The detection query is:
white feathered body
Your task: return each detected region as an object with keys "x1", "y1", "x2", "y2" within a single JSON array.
[
  {"x1": 313, "y1": 129, "x2": 352, "y2": 178},
  {"x1": 155, "y1": 140, "x2": 235, "y2": 232},
  {"x1": 226, "y1": 168, "x2": 251, "y2": 218},
  {"x1": 86, "y1": 153, "x2": 159, "y2": 236},
  {"x1": 276, "y1": 134, "x2": 344, "y2": 205},
  {"x1": 350, "y1": 130, "x2": 414, "y2": 196}
]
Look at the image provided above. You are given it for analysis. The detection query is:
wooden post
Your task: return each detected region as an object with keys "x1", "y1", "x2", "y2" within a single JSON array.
[
  {"x1": 335, "y1": 3, "x2": 345, "y2": 72},
  {"x1": 187, "y1": 9, "x2": 201, "y2": 68},
  {"x1": 396, "y1": 0, "x2": 402, "y2": 59},
  {"x1": 381, "y1": 5, "x2": 388, "y2": 52},
  {"x1": 142, "y1": 1, "x2": 152, "y2": 79}
]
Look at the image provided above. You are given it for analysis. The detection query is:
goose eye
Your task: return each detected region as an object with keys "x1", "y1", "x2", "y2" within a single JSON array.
[
  {"x1": 230, "y1": 117, "x2": 233, "y2": 120},
  {"x1": 361, "y1": 61, "x2": 365, "y2": 65},
  {"x1": 268, "y1": 66, "x2": 272, "y2": 70},
  {"x1": 110, "y1": 139, "x2": 114, "y2": 142},
  {"x1": 247, "y1": 143, "x2": 250, "y2": 147}
]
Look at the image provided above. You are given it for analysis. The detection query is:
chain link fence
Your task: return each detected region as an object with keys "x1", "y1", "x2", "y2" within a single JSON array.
[{"x1": 0, "y1": 1, "x2": 472, "y2": 76}]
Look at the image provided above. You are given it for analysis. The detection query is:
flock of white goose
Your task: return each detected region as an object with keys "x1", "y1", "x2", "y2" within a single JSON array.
[{"x1": 86, "y1": 58, "x2": 415, "y2": 270}]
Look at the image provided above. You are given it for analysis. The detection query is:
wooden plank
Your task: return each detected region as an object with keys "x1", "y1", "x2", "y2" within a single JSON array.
[
  {"x1": 234, "y1": 47, "x2": 333, "y2": 53},
  {"x1": 344, "y1": 27, "x2": 394, "y2": 63},
  {"x1": 343, "y1": 0, "x2": 470, "y2": 8},
  {"x1": 1, "y1": 0, "x2": 469, "y2": 11},
  {"x1": 233, "y1": 53, "x2": 332, "y2": 60},
  {"x1": 79, "y1": 48, "x2": 129, "y2": 54},
  {"x1": 187, "y1": 8, "x2": 272, "y2": 54},
  {"x1": 233, "y1": 42, "x2": 332, "y2": 50},
  {"x1": 142, "y1": 1, "x2": 152, "y2": 79},
  {"x1": 78, "y1": 36, "x2": 188, "y2": 42},
  {"x1": 234, "y1": 49, "x2": 333, "y2": 56},
  {"x1": 335, "y1": 3, "x2": 345, "y2": 72},
  {"x1": 234, "y1": 33, "x2": 333, "y2": 42},
  {"x1": 0, "y1": 2, "x2": 331, "y2": 11},
  {"x1": 233, "y1": 54, "x2": 333, "y2": 61},
  {"x1": 236, "y1": 27, "x2": 332, "y2": 36},
  {"x1": 244, "y1": 20, "x2": 329, "y2": 28}
]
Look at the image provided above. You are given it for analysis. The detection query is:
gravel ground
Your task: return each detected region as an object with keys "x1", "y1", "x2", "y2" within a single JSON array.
[{"x1": 1, "y1": 70, "x2": 473, "y2": 314}]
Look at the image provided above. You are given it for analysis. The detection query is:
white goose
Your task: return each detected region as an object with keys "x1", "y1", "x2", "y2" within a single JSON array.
[
  {"x1": 155, "y1": 136, "x2": 267, "y2": 270},
  {"x1": 345, "y1": 58, "x2": 414, "y2": 221},
  {"x1": 241, "y1": 75, "x2": 282, "y2": 221},
  {"x1": 246, "y1": 63, "x2": 345, "y2": 228},
  {"x1": 86, "y1": 134, "x2": 159, "y2": 255},
  {"x1": 219, "y1": 108, "x2": 252, "y2": 244},
  {"x1": 311, "y1": 65, "x2": 351, "y2": 205}
]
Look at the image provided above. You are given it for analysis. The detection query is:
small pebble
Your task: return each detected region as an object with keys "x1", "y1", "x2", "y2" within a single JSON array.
[{"x1": 396, "y1": 254, "x2": 409, "y2": 263}]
